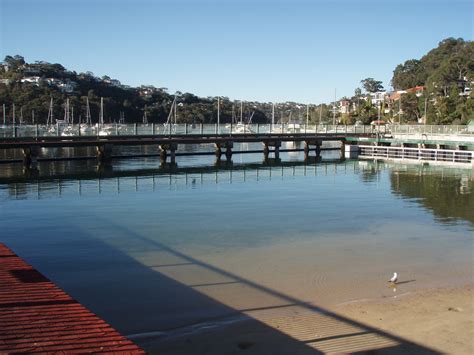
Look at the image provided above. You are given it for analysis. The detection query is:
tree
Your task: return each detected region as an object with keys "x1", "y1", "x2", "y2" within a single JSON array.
[
  {"x1": 392, "y1": 59, "x2": 424, "y2": 90},
  {"x1": 400, "y1": 93, "x2": 422, "y2": 122},
  {"x1": 360, "y1": 78, "x2": 384, "y2": 93}
]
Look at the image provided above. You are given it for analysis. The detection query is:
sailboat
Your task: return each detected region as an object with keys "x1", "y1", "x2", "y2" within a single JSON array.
[
  {"x1": 164, "y1": 96, "x2": 178, "y2": 134},
  {"x1": 231, "y1": 101, "x2": 254, "y2": 133},
  {"x1": 61, "y1": 98, "x2": 77, "y2": 136},
  {"x1": 79, "y1": 97, "x2": 94, "y2": 135},
  {"x1": 97, "y1": 97, "x2": 114, "y2": 136}
]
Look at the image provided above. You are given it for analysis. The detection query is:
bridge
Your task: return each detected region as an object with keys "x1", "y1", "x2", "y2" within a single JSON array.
[{"x1": 0, "y1": 124, "x2": 473, "y2": 169}]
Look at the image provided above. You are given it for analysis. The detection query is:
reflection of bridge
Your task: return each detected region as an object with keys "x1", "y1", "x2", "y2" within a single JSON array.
[{"x1": 2, "y1": 158, "x2": 357, "y2": 199}]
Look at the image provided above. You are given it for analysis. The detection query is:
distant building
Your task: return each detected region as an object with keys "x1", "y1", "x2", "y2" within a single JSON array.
[
  {"x1": 369, "y1": 91, "x2": 387, "y2": 106},
  {"x1": 20, "y1": 76, "x2": 41, "y2": 86},
  {"x1": 339, "y1": 99, "x2": 351, "y2": 114},
  {"x1": 57, "y1": 80, "x2": 77, "y2": 93},
  {"x1": 390, "y1": 86, "x2": 425, "y2": 102},
  {"x1": 44, "y1": 78, "x2": 77, "y2": 93}
]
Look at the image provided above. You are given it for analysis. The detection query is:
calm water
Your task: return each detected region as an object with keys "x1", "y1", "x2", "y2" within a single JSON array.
[{"x1": 0, "y1": 144, "x2": 473, "y2": 339}]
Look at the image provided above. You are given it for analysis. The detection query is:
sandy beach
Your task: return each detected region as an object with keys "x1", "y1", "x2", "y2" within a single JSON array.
[{"x1": 137, "y1": 285, "x2": 473, "y2": 354}]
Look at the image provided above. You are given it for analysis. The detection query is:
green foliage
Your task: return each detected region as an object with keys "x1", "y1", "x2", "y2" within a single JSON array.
[
  {"x1": 354, "y1": 98, "x2": 377, "y2": 124},
  {"x1": 392, "y1": 38, "x2": 473, "y2": 94},
  {"x1": 392, "y1": 59, "x2": 424, "y2": 90},
  {"x1": 401, "y1": 92, "x2": 421, "y2": 122},
  {"x1": 390, "y1": 38, "x2": 473, "y2": 124},
  {"x1": 360, "y1": 78, "x2": 384, "y2": 93},
  {"x1": 0, "y1": 55, "x2": 275, "y2": 124}
]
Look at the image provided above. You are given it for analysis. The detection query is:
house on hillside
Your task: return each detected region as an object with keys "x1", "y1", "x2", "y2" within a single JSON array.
[
  {"x1": 20, "y1": 76, "x2": 41, "y2": 86},
  {"x1": 339, "y1": 99, "x2": 351, "y2": 114},
  {"x1": 369, "y1": 91, "x2": 387, "y2": 106}
]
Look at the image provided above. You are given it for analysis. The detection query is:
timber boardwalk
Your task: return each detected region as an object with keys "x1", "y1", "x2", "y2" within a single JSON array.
[{"x1": 0, "y1": 243, "x2": 144, "y2": 354}]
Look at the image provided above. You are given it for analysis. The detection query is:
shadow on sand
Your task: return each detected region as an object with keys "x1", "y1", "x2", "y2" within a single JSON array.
[{"x1": 22, "y1": 220, "x2": 441, "y2": 355}]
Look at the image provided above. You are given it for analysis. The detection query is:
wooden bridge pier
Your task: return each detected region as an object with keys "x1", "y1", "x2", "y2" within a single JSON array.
[
  {"x1": 215, "y1": 142, "x2": 234, "y2": 161},
  {"x1": 96, "y1": 144, "x2": 113, "y2": 164},
  {"x1": 340, "y1": 141, "x2": 346, "y2": 159},
  {"x1": 159, "y1": 143, "x2": 178, "y2": 164},
  {"x1": 263, "y1": 141, "x2": 281, "y2": 159},
  {"x1": 303, "y1": 140, "x2": 323, "y2": 159},
  {"x1": 21, "y1": 146, "x2": 40, "y2": 170}
]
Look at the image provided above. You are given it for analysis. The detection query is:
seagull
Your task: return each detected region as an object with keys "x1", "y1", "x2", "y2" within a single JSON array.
[{"x1": 388, "y1": 272, "x2": 398, "y2": 283}]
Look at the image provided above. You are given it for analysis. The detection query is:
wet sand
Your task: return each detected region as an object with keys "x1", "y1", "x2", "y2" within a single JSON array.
[{"x1": 137, "y1": 285, "x2": 473, "y2": 354}]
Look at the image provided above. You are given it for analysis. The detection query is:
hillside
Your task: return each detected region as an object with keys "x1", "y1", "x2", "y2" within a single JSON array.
[
  {"x1": 0, "y1": 38, "x2": 472, "y2": 125},
  {"x1": 0, "y1": 56, "x2": 327, "y2": 125}
]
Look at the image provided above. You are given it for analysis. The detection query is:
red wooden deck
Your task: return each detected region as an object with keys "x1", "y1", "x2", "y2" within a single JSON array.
[{"x1": 0, "y1": 244, "x2": 144, "y2": 354}]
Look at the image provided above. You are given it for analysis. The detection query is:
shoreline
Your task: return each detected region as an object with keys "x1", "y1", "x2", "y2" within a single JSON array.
[{"x1": 137, "y1": 284, "x2": 473, "y2": 354}]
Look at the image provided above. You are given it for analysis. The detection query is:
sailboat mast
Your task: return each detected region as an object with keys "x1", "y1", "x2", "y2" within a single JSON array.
[
  {"x1": 12, "y1": 104, "x2": 15, "y2": 125},
  {"x1": 319, "y1": 104, "x2": 322, "y2": 124},
  {"x1": 306, "y1": 104, "x2": 309, "y2": 126},
  {"x1": 86, "y1": 97, "x2": 91, "y2": 124},
  {"x1": 217, "y1": 97, "x2": 220, "y2": 130},
  {"x1": 47, "y1": 97, "x2": 53, "y2": 125},
  {"x1": 333, "y1": 89, "x2": 336, "y2": 125},
  {"x1": 2, "y1": 104, "x2": 5, "y2": 125},
  {"x1": 272, "y1": 103, "x2": 275, "y2": 126},
  {"x1": 240, "y1": 101, "x2": 243, "y2": 124},
  {"x1": 174, "y1": 97, "x2": 177, "y2": 124},
  {"x1": 99, "y1": 97, "x2": 104, "y2": 125}
]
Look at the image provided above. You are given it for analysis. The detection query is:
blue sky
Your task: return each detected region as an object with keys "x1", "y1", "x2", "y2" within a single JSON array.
[{"x1": 1, "y1": 0, "x2": 472, "y2": 103}]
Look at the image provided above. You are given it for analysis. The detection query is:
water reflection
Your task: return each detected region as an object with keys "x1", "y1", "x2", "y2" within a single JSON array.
[
  {"x1": 0, "y1": 158, "x2": 349, "y2": 200},
  {"x1": 1, "y1": 155, "x2": 472, "y2": 229},
  {"x1": 389, "y1": 163, "x2": 474, "y2": 225}
]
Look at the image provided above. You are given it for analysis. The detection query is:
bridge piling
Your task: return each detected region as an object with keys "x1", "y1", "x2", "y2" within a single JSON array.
[
  {"x1": 215, "y1": 143, "x2": 222, "y2": 159},
  {"x1": 225, "y1": 141, "x2": 233, "y2": 161},
  {"x1": 340, "y1": 141, "x2": 346, "y2": 159},
  {"x1": 263, "y1": 141, "x2": 281, "y2": 159},
  {"x1": 159, "y1": 143, "x2": 178, "y2": 164},
  {"x1": 96, "y1": 144, "x2": 113, "y2": 164},
  {"x1": 22, "y1": 146, "x2": 40, "y2": 169}
]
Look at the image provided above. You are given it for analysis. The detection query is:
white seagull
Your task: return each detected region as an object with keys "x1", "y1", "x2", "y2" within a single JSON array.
[{"x1": 388, "y1": 272, "x2": 398, "y2": 283}]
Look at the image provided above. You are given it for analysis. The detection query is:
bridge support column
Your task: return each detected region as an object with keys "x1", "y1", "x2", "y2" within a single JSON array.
[
  {"x1": 315, "y1": 141, "x2": 321, "y2": 157},
  {"x1": 304, "y1": 142, "x2": 310, "y2": 156},
  {"x1": 22, "y1": 146, "x2": 40, "y2": 170},
  {"x1": 263, "y1": 141, "x2": 281, "y2": 159},
  {"x1": 263, "y1": 143, "x2": 270, "y2": 159},
  {"x1": 214, "y1": 143, "x2": 222, "y2": 159},
  {"x1": 159, "y1": 143, "x2": 178, "y2": 164},
  {"x1": 96, "y1": 144, "x2": 113, "y2": 165},
  {"x1": 303, "y1": 139, "x2": 322, "y2": 159},
  {"x1": 340, "y1": 141, "x2": 346, "y2": 160},
  {"x1": 224, "y1": 141, "x2": 233, "y2": 161}
]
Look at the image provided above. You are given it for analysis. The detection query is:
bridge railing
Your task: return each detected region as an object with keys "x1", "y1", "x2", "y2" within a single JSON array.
[
  {"x1": 387, "y1": 124, "x2": 473, "y2": 135},
  {"x1": 0, "y1": 123, "x2": 472, "y2": 139},
  {"x1": 0, "y1": 123, "x2": 376, "y2": 138}
]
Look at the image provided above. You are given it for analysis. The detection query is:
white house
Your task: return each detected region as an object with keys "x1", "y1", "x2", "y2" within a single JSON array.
[{"x1": 20, "y1": 76, "x2": 41, "y2": 86}]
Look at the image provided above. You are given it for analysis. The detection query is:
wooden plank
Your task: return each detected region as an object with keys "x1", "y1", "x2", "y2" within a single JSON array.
[{"x1": 0, "y1": 244, "x2": 144, "y2": 354}]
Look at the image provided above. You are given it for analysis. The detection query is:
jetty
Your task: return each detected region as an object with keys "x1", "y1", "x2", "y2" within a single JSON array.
[
  {"x1": 0, "y1": 124, "x2": 473, "y2": 169},
  {"x1": 0, "y1": 243, "x2": 144, "y2": 353}
]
